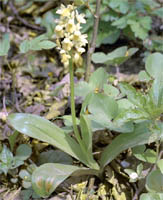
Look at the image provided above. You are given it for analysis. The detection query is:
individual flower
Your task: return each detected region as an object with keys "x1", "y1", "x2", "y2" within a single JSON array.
[
  {"x1": 62, "y1": 38, "x2": 73, "y2": 51},
  {"x1": 60, "y1": 50, "x2": 71, "y2": 67},
  {"x1": 66, "y1": 19, "x2": 75, "y2": 33},
  {"x1": 55, "y1": 25, "x2": 64, "y2": 37},
  {"x1": 130, "y1": 172, "x2": 138, "y2": 179},
  {"x1": 56, "y1": 4, "x2": 73, "y2": 17},
  {"x1": 75, "y1": 11, "x2": 86, "y2": 24},
  {"x1": 73, "y1": 52, "x2": 83, "y2": 66}
]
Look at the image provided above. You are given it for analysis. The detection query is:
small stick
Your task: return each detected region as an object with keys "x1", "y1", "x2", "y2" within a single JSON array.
[
  {"x1": 85, "y1": 0, "x2": 101, "y2": 81},
  {"x1": 8, "y1": 0, "x2": 45, "y2": 32}
]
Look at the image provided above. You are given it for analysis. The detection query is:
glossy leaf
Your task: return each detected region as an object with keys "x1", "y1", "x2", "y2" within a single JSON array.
[
  {"x1": 145, "y1": 53, "x2": 163, "y2": 79},
  {"x1": 157, "y1": 159, "x2": 163, "y2": 174},
  {"x1": 75, "y1": 81, "x2": 92, "y2": 98},
  {"x1": 37, "y1": 150, "x2": 73, "y2": 165},
  {"x1": 132, "y1": 146, "x2": 157, "y2": 163},
  {"x1": 100, "y1": 122, "x2": 155, "y2": 168},
  {"x1": 140, "y1": 193, "x2": 163, "y2": 200},
  {"x1": 92, "y1": 46, "x2": 138, "y2": 66},
  {"x1": 138, "y1": 70, "x2": 151, "y2": 82},
  {"x1": 103, "y1": 84, "x2": 119, "y2": 97},
  {"x1": 150, "y1": 75, "x2": 163, "y2": 107},
  {"x1": 115, "y1": 108, "x2": 150, "y2": 124},
  {"x1": 88, "y1": 93, "x2": 118, "y2": 121},
  {"x1": 8, "y1": 113, "x2": 90, "y2": 168},
  {"x1": 80, "y1": 115, "x2": 92, "y2": 154},
  {"x1": 89, "y1": 67, "x2": 108, "y2": 90},
  {"x1": 119, "y1": 82, "x2": 147, "y2": 108},
  {"x1": 31, "y1": 163, "x2": 82, "y2": 198},
  {"x1": 146, "y1": 170, "x2": 163, "y2": 193},
  {"x1": 16, "y1": 144, "x2": 32, "y2": 161}
]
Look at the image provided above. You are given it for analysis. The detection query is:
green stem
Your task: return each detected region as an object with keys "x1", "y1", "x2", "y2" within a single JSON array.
[{"x1": 69, "y1": 53, "x2": 82, "y2": 144}]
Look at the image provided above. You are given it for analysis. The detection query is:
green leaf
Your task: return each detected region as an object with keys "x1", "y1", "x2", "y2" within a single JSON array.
[
  {"x1": 140, "y1": 193, "x2": 163, "y2": 200},
  {"x1": 100, "y1": 122, "x2": 154, "y2": 169},
  {"x1": 150, "y1": 76, "x2": 163, "y2": 107},
  {"x1": 0, "y1": 33, "x2": 10, "y2": 56},
  {"x1": 152, "y1": 7, "x2": 163, "y2": 18},
  {"x1": 127, "y1": 17, "x2": 151, "y2": 40},
  {"x1": 138, "y1": 70, "x2": 151, "y2": 82},
  {"x1": 32, "y1": 40, "x2": 56, "y2": 50},
  {"x1": 146, "y1": 170, "x2": 163, "y2": 193},
  {"x1": 8, "y1": 131, "x2": 19, "y2": 152},
  {"x1": 15, "y1": 144, "x2": 32, "y2": 160},
  {"x1": 91, "y1": 52, "x2": 109, "y2": 64},
  {"x1": 147, "y1": 53, "x2": 163, "y2": 107},
  {"x1": 145, "y1": 53, "x2": 163, "y2": 79},
  {"x1": 80, "y1": 115, "x2": 92, "y2": 154},
  {"x1": 132, "y1": 147, "x2": 157, "y2": 163},
  {"x1": 8, "y1": 113, "x2": 90, "y2": 168},
  {"x1": 37, "y1": 150, "x2": 73, "y2": 165},
  {"x1": 119, "y1": 82, "x2": 147, "y2": 108},
  {"x1": 89, "y1": 67, "x2": 108, "y2": 90},
  {"x1": 79, "y1": 115, "x2": 99, "y2": 169},
  {"x1": 20, "y1": 40, "x2": 30, "y2": 53},
  {"x1": 103, "y1": 84, "x2": 119, "y2": 97},
  {"x1": 19, "y1": 34, "x2": 56, "y2": 53},
  {"x1": 157, "y1": 159, "x2": 163, "y2": 174},
  {"x1": 117, "y1": 99, "x2": 134, "y2": 113},
  {"x1": 75, "y1": 81, "x2": 92, "y2": 98},
  {"x1": 112, "y1": 16, "x2": 128, "y2": 29},
  {"x1": 115, "y1": 108, "x2": 150, "y2": 123},
  {"x1": 92, "y1": 46, "x2": 138, "y2": 66},
  {"x1": 0, "y1": 145, "x2": 13, "y2": 175},
  {"x1": 109, "y1": 0, "x2": 129, "y2": 14},
  {"x1": 88, "y1": 93, "x2": 118, "y2": 121},
  {"x1": 31, "y1": 163, "x2": 82, "y2": 198},
  {"x1": 0, "y1": 145, "x2": 13, "y2": 164}
]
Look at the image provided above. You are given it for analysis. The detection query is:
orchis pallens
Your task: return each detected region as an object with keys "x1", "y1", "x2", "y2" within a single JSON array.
[{"x1": 55, "y1": 4, "x2": 88, "y2": 68}]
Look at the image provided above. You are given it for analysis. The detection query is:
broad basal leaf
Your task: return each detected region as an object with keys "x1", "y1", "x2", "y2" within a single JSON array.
[
  {"x1": 32, "y1": 163, "x2": 83, "y2": 198},
  {"x1": 80, "y1": 115, "x2": 92, "y2": 154},
  {"x1": 8, "y1": 113, "x2": 90, "y2": 168},
  {"x1": 100, "y1": 122, "x2": 155, "y2": 169}
]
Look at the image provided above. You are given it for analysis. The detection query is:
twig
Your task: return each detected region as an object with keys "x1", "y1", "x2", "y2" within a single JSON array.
[
  {"x1": 8, "y1": 0, "x2": 46, "y2": 32},
  {"x1": 85, "y1": 0, "x2": 101, "y2": 81},
  {"x1": 87, "y1": 176, "x2": 95, "y2": 196}
]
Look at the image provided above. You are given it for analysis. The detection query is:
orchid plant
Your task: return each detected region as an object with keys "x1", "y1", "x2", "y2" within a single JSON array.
[{"x1": 7, "y1": 3, "x2": 163, "y2": 199}]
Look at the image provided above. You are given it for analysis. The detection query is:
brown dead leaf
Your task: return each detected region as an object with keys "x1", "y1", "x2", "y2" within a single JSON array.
[
  {"x1": 2, "y1": 188, "x2": 21, "y2": 200},
  {"x1": 46, "y1": 99, "x2": 67, "y2": 120}
]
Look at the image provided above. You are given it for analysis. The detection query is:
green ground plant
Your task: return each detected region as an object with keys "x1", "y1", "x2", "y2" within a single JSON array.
[{"x1": 0, "y1": 1, "x2": 162, "y2": 199}]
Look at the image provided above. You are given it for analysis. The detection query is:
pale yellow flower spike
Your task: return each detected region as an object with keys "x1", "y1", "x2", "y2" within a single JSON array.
[{"x1": 55, "y1": 4, "x2": 87, "y2": 67}]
